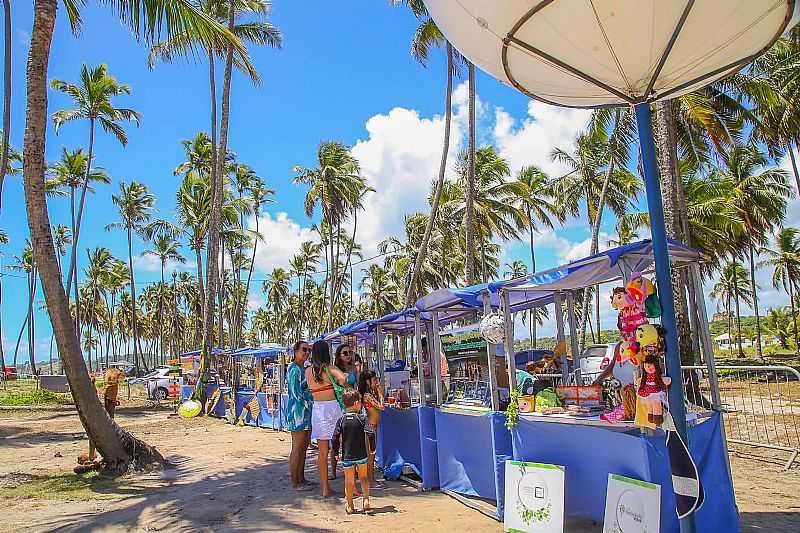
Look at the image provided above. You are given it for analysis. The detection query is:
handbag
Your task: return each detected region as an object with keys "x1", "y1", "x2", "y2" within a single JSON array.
[{"x1": 326, "y1": 367, "x2": 346, "y2": 409}]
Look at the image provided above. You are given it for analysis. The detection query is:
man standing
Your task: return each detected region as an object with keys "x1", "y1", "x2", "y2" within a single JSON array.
[{"x1": 287, "y1": 341, "x2": 314, "y2": 490}]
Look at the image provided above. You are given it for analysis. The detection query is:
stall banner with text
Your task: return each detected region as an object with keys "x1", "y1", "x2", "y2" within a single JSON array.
[
  {"x1": 504, "y1": 461, "x2": 564, "y2": 533},
  {"x1": 603, "y1": 474, "x2": 660, "y2": 533}
]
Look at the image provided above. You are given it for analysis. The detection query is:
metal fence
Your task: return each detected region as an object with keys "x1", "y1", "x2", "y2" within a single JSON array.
[{"x1": 683, "y1": 365, "x2": 800, "y2": 470}]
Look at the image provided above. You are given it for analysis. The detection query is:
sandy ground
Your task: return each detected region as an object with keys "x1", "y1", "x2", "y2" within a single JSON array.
[{"x1": 0, "y1": 408, "x2": 798, "y2": 533}]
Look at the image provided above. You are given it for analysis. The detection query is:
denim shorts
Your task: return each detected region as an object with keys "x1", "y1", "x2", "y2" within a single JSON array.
[{"x1": 341, "y1": 457, "x2": 368, "y2": 468}]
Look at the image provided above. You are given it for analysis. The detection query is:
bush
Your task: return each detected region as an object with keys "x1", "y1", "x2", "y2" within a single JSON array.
[{"x1": 0, "y1": 388, "x2": 73, "y2": 406}]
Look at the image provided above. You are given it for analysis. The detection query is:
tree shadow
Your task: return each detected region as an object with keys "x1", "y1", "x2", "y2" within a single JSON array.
[
  {"x1": 740, "y1": 511, "x2": 800, "y2": 532},
  {"x1": 365, "y1": 504, "x2": 398, "y2": 515}
]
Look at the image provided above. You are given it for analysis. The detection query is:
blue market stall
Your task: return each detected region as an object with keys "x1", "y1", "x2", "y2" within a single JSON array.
[
  {"x1": 230, "y1": 345, "x2": 290, "y2": 430},
  {"x1": 361, "y1": 240, "x2": 738, "y2": 530}
]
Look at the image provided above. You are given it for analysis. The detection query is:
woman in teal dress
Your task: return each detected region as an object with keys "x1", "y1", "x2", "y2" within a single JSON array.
[
  {"x1": 335, "y1": 344, "x2": 359, "y2": 388},
  {"x1": 287, "y1": 341, "x2": 313, "y2": 490}
]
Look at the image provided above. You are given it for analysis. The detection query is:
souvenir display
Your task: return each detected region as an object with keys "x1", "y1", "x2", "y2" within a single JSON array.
[{"x1": 442, "y1": 324, "x2": 498, "y2": 409}]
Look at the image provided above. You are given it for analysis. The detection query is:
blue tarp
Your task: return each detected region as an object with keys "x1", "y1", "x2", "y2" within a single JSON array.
[
  {"x1": 235, "y1": 391, "x2": 288, "y2": 430},
  {"x1": 435, "y1": 409, "x2": 511, "y2": 515},
  {"x1": 417, "y1": 283, "x2": 553, "y2": 313},
  {"x1": 230, "y1": 345, "x2": 287, "y2": 359},
  {"x1": 376, "y1": 407, "x2": 423, "y2": 480},
  {"x1": 510, "y1": 413, "x2": 738, "y2": 532},
  {"x1": 179, "y1": 347, "x2": 225, "y2": 357}
]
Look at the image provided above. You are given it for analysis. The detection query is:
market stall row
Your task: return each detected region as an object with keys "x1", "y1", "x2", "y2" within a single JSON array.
[{"x1": 323, "y1": 239, "x2": 738, "y2": 532}]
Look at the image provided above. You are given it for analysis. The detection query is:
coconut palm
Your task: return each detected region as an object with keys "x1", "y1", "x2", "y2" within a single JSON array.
[
  {"x1": 46, "y1": 147, "x2": 110, "y2": 326},
  {"x1": 293, "y1": 141, "x2": 364, "y2": 330},
  {"x1": 711, "y1": 262, "x2": 754, "y2": 358},
  {"x1": 760, "y1": 227, "x2": 800, "y2": 352},
  {"x1": 361, "y1": 264, "x2": 399, "y2": 319},
  {"x1": 51, "y1": 65, "x2": 139, "y2": 305},
  {"x1": 11, "y1": 240, "x2": 36, "y2": 374},
  {"x1": 0, "y1": 133, "x2": 22, "y2": 209},
  {"x1": 0, "y1": 0, "x2": 11, "y2": 212},
  {"x1": 23, "y1": 0, "x2": 242, "y2": 473},
  {"x1": 390, "y1": 0, "x2": 464, "y2": 305},
  {"x1": 713, "y1": 144, "x2": 791, "y2": 361},
  {"x1": 107, "y1": 181, "x2": 156, "y2": 373},
  {"x1": 145, "y1": 234, "x2": 185, "y2": 359},
  {"x1": 764, "y1": 307, "x2": 793, "y2": 350},
  {"x1": 0, "y1": 228, "x2": 7, "y2": 373},
  {"x1": 262, "y1": 267, "x2": 290, "y2": 317},
  {"x1": 83, "y1": 247, "x2": 114, "y2": 372}
]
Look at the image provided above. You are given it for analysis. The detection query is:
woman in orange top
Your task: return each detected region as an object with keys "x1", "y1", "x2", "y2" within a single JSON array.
[{"x1": 305, "y1": 340, "x2": 348, "y2": 497}]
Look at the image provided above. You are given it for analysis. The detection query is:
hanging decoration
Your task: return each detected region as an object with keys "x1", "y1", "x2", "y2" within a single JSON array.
[{"x1": 480, "y1": 311, "x2": 506, "y2": 345}]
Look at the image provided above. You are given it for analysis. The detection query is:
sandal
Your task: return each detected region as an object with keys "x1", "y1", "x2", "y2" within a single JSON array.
[
  {"x1": 345, "y1": 504, "x2": 355, "y2": 515},
  {"x1": 363, "y1": 497, "x2": 371, "y2": 512}
]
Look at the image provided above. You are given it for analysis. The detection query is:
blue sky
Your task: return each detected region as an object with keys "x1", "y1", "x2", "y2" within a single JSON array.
[{"x1": 1, "y1": 1, "x2": 796, "y2": 363}]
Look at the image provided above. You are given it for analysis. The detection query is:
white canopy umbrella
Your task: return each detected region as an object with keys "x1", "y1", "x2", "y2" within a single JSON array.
[
  {"x1": 423, "y1": 0, "x2": 799, "y2": 107},
  {"x1": 423, "y1": 1, "x2": 798, "y2": 527}
]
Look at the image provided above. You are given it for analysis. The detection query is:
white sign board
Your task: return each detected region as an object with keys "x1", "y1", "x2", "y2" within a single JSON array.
[
  {"x1": 603, "y1": 474, "x2": 661, "y2": 533},
  {"x1": 504, "y1": 461, "x2": 565, "y2": 533}
]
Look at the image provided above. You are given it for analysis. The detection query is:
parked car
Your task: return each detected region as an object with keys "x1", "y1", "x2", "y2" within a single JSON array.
[
  {"x1": 513, "y1": 348, "x2": 555, "y2": 370},
  {"x1": 143, "y1": 366, "x2": 182, "y2": 401},
  {"x1": 2, "y1": 366, "x2": 17, "y2": 381},
  {"x1": 578, "y1": 344, "x2": 615, "y2": 380}
]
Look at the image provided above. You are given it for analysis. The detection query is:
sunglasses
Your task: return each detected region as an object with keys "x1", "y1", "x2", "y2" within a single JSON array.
[
  {"x1": 341, "y1": 351, "x2": 353, "y2": 356},
  {"x1": 300, "y1": 347, "x2": 311, "y2": 353}
]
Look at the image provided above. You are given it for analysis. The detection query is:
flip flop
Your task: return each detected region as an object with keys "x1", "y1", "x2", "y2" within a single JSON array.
[{"x1": 294, "y1": 484, "x2": 313, "y2": 492}]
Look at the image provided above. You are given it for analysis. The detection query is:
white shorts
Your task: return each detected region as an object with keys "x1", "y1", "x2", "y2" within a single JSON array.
[{"x1": 311, "y1": 399, "x2": 342, "y2": 441}]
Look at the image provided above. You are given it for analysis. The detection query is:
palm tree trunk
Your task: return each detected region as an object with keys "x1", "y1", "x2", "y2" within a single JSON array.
[
  {"x1": 126, "y1": 226, "x2": 140, "y2": 373},
  {"x1": 0, "y1": 0, "x2": 11, "y2": 213},
  {"x1": 66, "y1": 117, "x2": 96, "y2": 322},
  {"x1": 218, "y1": 237, "x2": 225, "y2": 346},
  {"x1": 69, "y1": 186, "x2": 78, "y2": 332},
  {"x1": 464, "y1": 61, "x2": 477, "y2": 285},
  {"x1": 789, "y1": 145, "x2": 800, "y2": 197},
  {"x1": 748, "y1": 242, "x2": 764, "y2": 362},
  {"x1": 14, "y1": 276, "x2": 31, "y2": 365},
  {"x1": 48, "y1": 333, "x2": 54, "y2": 373},
  {"x1": 405, "y1": 49, "x2": 454, "y2": 304},
  {"x1": 527, "y1": 211, "x2": 537, "y2": 347},
  {"x1": 28, "y1": 269, "x2": 37, "y2": 375},
  {"x1": 23, "y1": 0, "x2": 162, "y2": 474},
  {"x1": 197, "y1": 2, "x2": 234, "y2": 407},
  {"x1": 788, "y1": 275, "x2": 799, "y2": 353},
  {"x1": 731, "y1": 260, "x2": 745, "y2": 358},
  {"x1": 331, "y1": 211, "x2": 359, "y2": 313},
  {"x1": 242, "y1": 211, "x2": 260, "y2": 345},
  {"x1": 158, "y1": 260, "x2": 164, "y2": 364},
  {"x1": 0, "y1": 270, "x2": 5, "y2": 374}
]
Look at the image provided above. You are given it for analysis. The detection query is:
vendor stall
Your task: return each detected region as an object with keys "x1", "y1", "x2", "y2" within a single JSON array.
[{"x1": 230, "y1": 345, "x2": 289, "y2": 430}]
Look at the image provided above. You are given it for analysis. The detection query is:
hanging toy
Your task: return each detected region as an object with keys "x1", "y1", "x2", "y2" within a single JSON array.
[
  {"x1": 480, "y1": 311, "x2": 506, "y2": 345},
  {"x1": 611, "y1": 280, "x2": 649, "y2": 343}
]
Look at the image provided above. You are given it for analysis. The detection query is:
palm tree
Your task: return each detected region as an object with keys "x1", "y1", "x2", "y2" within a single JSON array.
[
  {"x1": 764, "y1": 307, "x2": 793, "y2": 350},
  {"x1": 361, "y1": 264, "x2": 399, "y2": 318},
  {"x1": 107, "y1": 181, "x2": 155, "y2": 373},
  {"x1": 608, "y1": 219, "x2": 639, "y2": 247},
  {"x1": 293, "y1": 142, "x2": 364, "y2": 330},
  {"x1": 176, "y1": 172, "x2": 211, "y2": 337},
  {"x1": 262, "y1": 267, "x2": 290, "y2": 319},
  {"x1": 390, "y1": 1, "x2": 462, "y2": 305},
  {"x1": 760, "y1": 227, "x2": 800, "y2": 352},
  {"x1": 145, "y1": 234, "x2": 185, "y2": 360},
  {"x1": 51, "y1": 64, "x2": 139, "y2": 308},
  {"x1": 83, "y1": 247, "x2": 114, "y2": 372},
  {"x1": 503, "y1": 261, "x2": 527, "y2": 279},
  {"x1": 11, "y1": 241, "x2": 36, "y2": 374},
  {"x1": 46, "y1": 147, "x2": 110, "y2": 328},
  {"x1": 714, "y1": 144, "x2": 791, "y2": 361},
  {"x1": 0, "y1": 228, "x2": 7, "y2": 373},
  {"x1": 294, "y1": 240, "x2": 320, "y2": 338},
  {"x1": 0, "y1": 0, "x2": 11, "y2": 213},
  {"x1": 553, "y1": 128, "x2": 641, "y2": 349},
  {"x1": 711, "y1": 262, "x2": 754, "y2": 358},
  {"x1": 23, "y1": 0, "x2": 242, "y2": 472}
]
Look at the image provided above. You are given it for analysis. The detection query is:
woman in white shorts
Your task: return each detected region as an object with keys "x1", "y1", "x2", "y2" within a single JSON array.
[{"x1": 306, "y1": 340, "x2": 348, "y2": 497}]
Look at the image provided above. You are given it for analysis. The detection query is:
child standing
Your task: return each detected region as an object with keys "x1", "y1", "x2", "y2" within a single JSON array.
[
  {"x1": 332, "y1": 389, "x2": 375, "y2": 514},
  {"x1": 358, "y1": 370, "x2": 385, "y2": 484}
]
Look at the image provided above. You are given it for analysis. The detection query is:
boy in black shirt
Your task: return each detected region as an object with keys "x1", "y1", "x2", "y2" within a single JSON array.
[{"x1": 332, "y1": 388, "x2": 376, "y2": 513}]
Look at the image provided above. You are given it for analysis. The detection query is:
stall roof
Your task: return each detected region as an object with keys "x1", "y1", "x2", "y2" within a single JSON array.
[
  {"x1": 230, "y1": 345, "x2": 287, "y2": 359},
  {"x1": 366, "y1": 308, "x2": 472, "y2": 335},
  {"x1": 179, "y1": 347, "x2": 225, "y2": 357},
  {"x1": 489, "y1": 239, "x2": 703, "y2": 298}
]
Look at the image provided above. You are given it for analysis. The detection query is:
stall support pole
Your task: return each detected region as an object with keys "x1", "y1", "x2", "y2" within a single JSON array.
[
  {"x1": 635, "y1": 102, "x2": 695, "y2": 533},
  {"x1": 431, "y1": 311, "x2": 443, "y2": 406},
  {"x1": 376, "y1": 325, "x2": 385, "y2": 383},
  {"x1": 414, "y1": 313, "x2": 427, "y2": 405},
  {"x1": 552, "y1": 290, "x2": 569, "y2": 386},
  {"x1": 565, "y1": 291, "x2": 581, "y2": 384},
  {"x1": 482, "y1": 291, "x2": 500, "y2": 411},
  {"x1": 278, "y1": 351, "x2": 286, "y2": 430},
  {"x1": 501, "y1": 290, "x2": 517, "y2": 390}
]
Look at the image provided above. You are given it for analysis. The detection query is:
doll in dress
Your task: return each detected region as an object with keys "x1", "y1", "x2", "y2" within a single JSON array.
[{"x1": 637, "y1": 353, "x2": 671, "y2": 426}]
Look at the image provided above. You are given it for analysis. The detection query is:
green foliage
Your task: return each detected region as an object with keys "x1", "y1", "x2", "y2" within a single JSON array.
[
  {"x1": 504, "y1": 389, "x2": 520, "y2": 429},
  {"x1": 0, "y1": 387, "x2": 73, "y2": 406}
]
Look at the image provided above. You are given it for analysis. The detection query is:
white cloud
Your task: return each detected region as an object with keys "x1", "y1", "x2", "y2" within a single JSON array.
[
  {"x1": 351, "y1": 103, "x2": 465, "y2": 252},
  {"x1": 250, "y1": 212, "x2": 316, "y2": 273},
  {"x1": 132, "y1": 253, "x2": 194, "y2": 274},
  {"x1": 493, "y1": 100, "x2": 592, "y2": 178}
]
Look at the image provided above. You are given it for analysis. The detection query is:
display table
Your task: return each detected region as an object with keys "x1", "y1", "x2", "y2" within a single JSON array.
[
  {"x1": 180, "y1": 384, "x2": 227, "y2": 417},
  {"x1": 510, "y1": 412, "x2": 738, "y2": 532},
  {"x1": 234, "y1": 391, "x2": 288, "y2": 430}
]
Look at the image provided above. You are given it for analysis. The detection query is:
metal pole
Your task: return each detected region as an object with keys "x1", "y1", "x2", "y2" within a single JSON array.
[
  {"x1": 432, "y1": 311, "x2": 442, "y2": 406},
  {"x1": 565, "y1": 291, "x2": 580, "y2": 384},
  {"x1": 552, "y1": 290, "x2": 569, "y2": 386},
  {"x1": 501, "y1": 290, "x2": 517, "y2": 390},
  {"x1": 376, "y1": 325, "x2": 385, "y2": 383},
  {"x1": 414, "y1": 313, "x2": 427, "y2": 405},
  {"x1": 482, "y1": 291, "x2": 500, "y2": 410},
  {"x1": 277, "y1": 350, "x2": 285, "y2": 430},
  {"x1": 635, "y1": 102, "x2": 695, "y2": 533}
]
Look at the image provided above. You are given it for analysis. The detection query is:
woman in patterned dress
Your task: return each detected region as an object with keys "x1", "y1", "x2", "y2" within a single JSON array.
[{"x1": 287, "y1": 341, "x2": 314, "y2": 490}]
